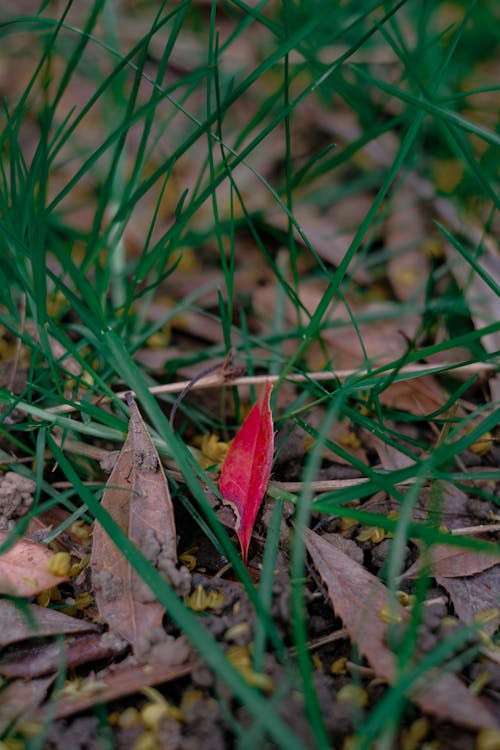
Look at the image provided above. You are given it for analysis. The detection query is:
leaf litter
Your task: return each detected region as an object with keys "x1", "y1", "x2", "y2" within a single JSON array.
[
  {"x1": 90, "y1": 393, "x2": 191, "y2": 653},
  {"x1": 305, "y1": 529, "x2": 499, "y2": 732},
  {"x1": 1, "y1": 2, "x2": 499, "y2": 748}
]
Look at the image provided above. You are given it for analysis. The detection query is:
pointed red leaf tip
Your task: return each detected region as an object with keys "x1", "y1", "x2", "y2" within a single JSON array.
[{"x1": 219, "y1": 381, "x2": 274, "y2": 564}]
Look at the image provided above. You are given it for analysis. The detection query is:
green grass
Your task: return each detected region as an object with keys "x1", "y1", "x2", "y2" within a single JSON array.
[{"x1": 0, "y1": 0, "x2": 499, "y2": 747}]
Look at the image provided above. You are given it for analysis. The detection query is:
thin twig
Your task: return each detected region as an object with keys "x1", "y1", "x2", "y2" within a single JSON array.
[
  {"x1": 451, "y1": 523, "x2": 500, "y2": 536},
  {"x1": 169, "y1": 348, "x2": 240, "y2": 430},
  {"x1": 271, "y1": 476, "x2": 417, "y2": 493},
  {"x1": 44, "y1": 360, "x2": 497, "y2": 416},
  {"x1": 289, "y1": 628, "x2": 349, "y2": 655}
]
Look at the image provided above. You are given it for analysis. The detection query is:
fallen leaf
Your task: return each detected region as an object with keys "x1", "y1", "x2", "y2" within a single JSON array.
[
  {"x1": 42, "y1": 653, "x2": 198, "y2": 720},
  {"x1": 378, "y1": 375, "x2": 447, "y2": 417},
  {"x1": 362, "y1": 431, "x2": 416, "y2": 471},
  {"x1": 219, "y1": 381, "x2": 274, "y2": 563},
  {"x1": 0, "y1": 600, "x2": 98, "y2": 649},
  {"x1": 24, "y1": 321, "x2": 84, "y2": 379},
  {"x1": 442, "y1": 243, "x2": 500, "y2": 355},
  {"x1": 90, "y1": 393, "x2": 190, "y2": 649},
  {"x1": 0, "y1": 529, "x2": 69, "y2": 597},
  {"x1": 385, "y1": 187, "x2": 429, "y2": 303},
  {"x1": 0, "y1": 675, "x2": 55, "y2": 734},
  {"x1": 265, "y1": 203, "x2": 373, "y2": 284},
  {"x1": 0, "y1": 631, "x2": 127, "y2": 679},
  {"x1": 403, "y1": 544, "x2": 500, "y2": 579},
  {"x1": 436, "y1": 566, "x2": 500, "y2": 637},
  {"x1": 305, "y1": 529, "x2": 499, "y2": 731}
]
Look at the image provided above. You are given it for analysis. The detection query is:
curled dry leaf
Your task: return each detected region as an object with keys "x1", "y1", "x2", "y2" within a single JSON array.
[
  {"x1": 219, "y1": 381, "x2": 274, "y2": 563},
  {"x1": 90, "y1": 393, "x2": 190, "y2": 649},
  {"x1": 305, "y1": 529, "x2": 499, "y2": 731},
  {"x1": 0, "y1": 529, "x2": 69, "y2": 597}
]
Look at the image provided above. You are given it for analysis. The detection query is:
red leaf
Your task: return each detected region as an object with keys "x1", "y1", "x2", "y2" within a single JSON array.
[{"x1": 219, "y1": 382, "x2": 274, "y2": 563}]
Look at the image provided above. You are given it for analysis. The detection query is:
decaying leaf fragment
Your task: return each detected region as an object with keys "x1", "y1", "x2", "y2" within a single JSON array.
[
  {"x1": 0, "y1": 674, "x2": 55, "y2": 734},
  {"x1": 305, "y1": 530, "x2": 499, "y2": 731},
  {"x1": 219, "y1": 381, "x2": 274, "y2": 563},
  {"x1": 0, "y1": 529, "x2": 69, "y2": 597},
  {"x1": 0, "y1": 600, "x2": 98, "y2": 650},
  {"x1": 403, "y1": 543, "x2": 499, "y2": 579},
  {"x1": 436, "y1": 566, "x2": 500, "y2": 637},
  {"x1": 90, "y1": 393, "x2": 190, "y2": 649},
  {"x1": 41, "y1": 656, "x2": 197, "y2": 721}
]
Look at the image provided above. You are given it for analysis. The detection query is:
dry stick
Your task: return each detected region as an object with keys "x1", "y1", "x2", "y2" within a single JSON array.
[
  {"x1": 45, "y1": 360, "x2": 496, "y2": 417},
  {"x1": 48, "y1": 433, "x2": 378, "y2": 495},
  {"x1": 451, "y1": 523, "x2": 500, "y2": 536},
  {"x1": 289, "y1": 628, "x2": 349, "y2": 655}
]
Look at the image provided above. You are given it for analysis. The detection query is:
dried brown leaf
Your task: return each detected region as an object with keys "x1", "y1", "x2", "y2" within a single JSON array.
[
  {"x1": 90, "y1": 394, "x2": 190, "y2": 649},
  {"x1": 24, "y1": 321, "x2": 83, "y2": 378},
  {"x1": 385, "y1": 188, "x2": 429, "y2": 303},
  {"x1": 253, "y1": 280, "x2": 420, "y2": 372},
  {"x1": 436, "y1": 566, "x2": 500, "y2": 636},
  {"x1": 359, "y1": 431, "x2": 415, "y2": 471},
  {"x1": 403, "y1": 544, "x2": 500, "y2": 579},
  {"x1": 443, "y1": 244, "x2": 500, "y2": 355},
  {"x1": 0, "y1": 530, "x2": 69, "y2": 597},
  {"x1": 305, "y1": 529, "x2": 499, "y2": 731},
  {"x1": 0, "y1": 631, "x2": 127, "y2": 679},
  {"x1": 0, "y1": 675, "x2": 55, "y2": 733},
  {"x1": 0, "y1": 600, "x2": 98, "y2": 649},
  {"x1": 44, "y1": 652, "x2": 197, "y2": 720},
  {"x1": 378, "y1": 375, "x2": 447, "y2": 416},
  {"x1": 265, "y1": 204, "x2": 372, "y2": 284}
]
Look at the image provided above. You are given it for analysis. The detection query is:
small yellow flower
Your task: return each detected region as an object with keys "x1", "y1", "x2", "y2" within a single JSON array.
[
  {"x1": 46, "y1": 551, "x2": 71, "y2": 577},
  {"x1": 356, "y1": 526, "x2": 385, "y2": 543},
  {"x1": 114, "y1": 707, "x2": 140, "y2": 729},
  {"x1": 339, "y1": 517, "x2": 359, "y2": 532},
  {"x1": 185, "y1": 585, "x2": 210, "y2": 611},
  {"x1": 140, "y1": 703, "x2": 170, "y2": 730},
  {"x1": 132, "y1": 731, "x2": 158, "y2": 750},
  {"x1": 475, "y1": 729, "x2": 500, "y2": 750},
  {"x1": 312, "y1": 652, "x2": 323, "y2": 670},
  {"x1": 178, "y1": 548, "x2": 198, "y2": 571},
  {"x1": 330, "y1": 657, "x2": 348, "y2": 675},
  {"x1": 206, "y1": 590, "x2": 225, "y2": 609},
  {"x1": 379, "y1": 604, "x2": 403, "y2": 625},
  {"x1": 468, "y1": 430, "x2": 493, "y2": 456},
  {"x1": 337, "y1": 684, "x2": 368, "y2": 708},
  {"x1": 15, "y1": 720, "x2": 43, "y2": 739},
  {"x1": 225, "y1": 645, "x2": 274, "y2": 691},
  {"x1": 201, "y1": 433, "x2": 232, "y2": 465},
  {"x1": 70, "y1": 553, "x2": 91, "y2": 577},
  {"x1": 224, "y1": 623, "x2": 249, "y2": 642},
  {"x1": 401, "y1": 717, "x2": 429, "y2": 750},
  {"x1": 338, "y1": 431, "x2": 361, "y2": 450},
  {"x1": 396, "y1": 591, "x2": 415, "y2": 608},
  {"x1": 70, "y1": 520, "x2": 92, "y2": 542}
]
